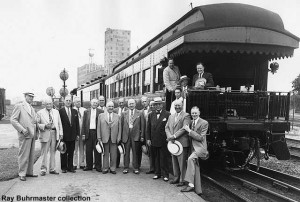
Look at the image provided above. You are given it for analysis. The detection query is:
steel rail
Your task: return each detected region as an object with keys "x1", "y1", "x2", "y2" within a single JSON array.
[{"x1": 215, "y1": 169, "x2": 298, "y2": 202}]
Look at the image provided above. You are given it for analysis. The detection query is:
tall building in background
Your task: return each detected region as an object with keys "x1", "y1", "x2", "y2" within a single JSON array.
[
  {"x1": 104, "y1": 28, "x2": 131, "y2": 74},
  {"x1": 77, "y1": 63, "x2": 105, "y2": 87}
]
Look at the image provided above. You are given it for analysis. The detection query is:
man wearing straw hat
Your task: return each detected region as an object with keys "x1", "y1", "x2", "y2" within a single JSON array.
[
  {"x1": 11, "y1": 91, "x2": 38, "y2": 181},
  {"x1": 165, "y1": 99, "x2": 191, "y2": 186}
]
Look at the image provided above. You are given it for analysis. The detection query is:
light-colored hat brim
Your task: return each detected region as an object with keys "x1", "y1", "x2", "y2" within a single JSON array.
[{"x1": 167, "y1": 140, "x2": 183, "y2": 156}]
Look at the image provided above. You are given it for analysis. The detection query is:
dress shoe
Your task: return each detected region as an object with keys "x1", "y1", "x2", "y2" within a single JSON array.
[
  {"x1": 49, "y1": 170, "x2": 59, "y2": 175},
  {"x1": 83, "y1": 167, "x2": 92, "y2": 171},
  {"x1": 67, "y1": 169, "x2": 76, "y2": 173},
  {"x1": 123, "y1": 169, "x2": 128, "y2": 174},
  {"x1": 110, "y1": 170, "x2": 116, "y2": 174},
  {"x1": 19, "y1": 176, "x2": 26, "y2": 181},
  {"x1": 26, "y1": 174, "x2": 38, "y2": 177},
  {"x1": 80, "y1": 166, "x2": 85, "y2": 169},
  {"x1": 176, "y1": 182, "x2": 186, "y2": 187},
  {"x1": 181, "y1": 186, "x2": 195, "y2": 192},
  {"x1": 102, "y1": 170, "x2": 109, "y2": 174},
  {"x1": 146, "y1": 170, "x2": 154, "y2": 174},
  {"x1": 153, "y1": 175, "x2": 161, "y2": 180},
  {"x1": 40, "y1": 171, "x2": 46, "y2": 176},
  {"x1": 96, "y1": 168, "x2": 102, "y2": 172},
  {"x1": 73, "y1": 166, "x2": 77, "y2": 170},
  {"x1": 134, "y1": 170, "x2": 140, "y2": 174},
  {"x1": 169, "y1": 180, "x2": 179, "y2": 184},
  {"x1": 61, "y1": 170, "x2": 67, "y2": 173},
  {"x1": 163, "y1": 177, "x2": 169, "y2": 182}
]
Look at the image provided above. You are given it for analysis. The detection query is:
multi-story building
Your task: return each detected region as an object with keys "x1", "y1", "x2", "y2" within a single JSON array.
[
  {"x1": 104, "y1": 28, "x2": 131, "y2": 74},
  {"x1": 77, "y1": 63, "x2": 105, "y2": 87}
]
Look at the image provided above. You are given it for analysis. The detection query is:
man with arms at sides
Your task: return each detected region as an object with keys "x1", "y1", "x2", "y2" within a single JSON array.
[
  {"x1": 165, "y1": 100, "x2": 191, "y2": 186},
  {"x1": 170, "y1": 88, "x2": 183, "y2": 115},
  {"x1": 113, "y1": 97, "x2": 128, "y2": 168},
  {"x1": 81, "y1": 98, "x2": 103, "y2": 172},
  {"x1": 192, "y1": 62, "x2": 214, "y2": 88},
  {"x1": 140, "y1": 96, "x2": 154, "y2": 174},
  {"x1": 59, "y1": 95, "x2": 80, "y2": 173},
  {"x1": 97, "y1": 101, "x2": 122, "y2": 174},
  {"x1": 98, "y1": 95, "x2": 107, "y2": 112},
  {"x1": 37, "y1": 97, "x2": 63, "y2": 176},
  {"x1": 73, "y1": 96, "x2": 86, "y2": 170},
  {"x1": 121, "y1": 99, "x2": 145, "y2": 174},
  {"x1": 163, "y1": 58, "x2": 181, "y2": 111},
  {"x1": 181, "y1": 106, "x2": 209, "y2": 195},
  {"x1": 146, "y1": 97, "x2": 171, "y2": 181},
  {"x1": 11, "y1": 92, "x2": 38, "y2": 181}
]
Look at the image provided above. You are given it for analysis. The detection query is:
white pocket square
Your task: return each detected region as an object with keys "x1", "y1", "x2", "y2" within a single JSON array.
[{"x1": 162, "y1": 118, "x2": 166, "y2": 121}]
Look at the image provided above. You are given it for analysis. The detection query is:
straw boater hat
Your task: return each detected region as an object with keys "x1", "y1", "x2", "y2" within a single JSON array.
[
  {"x1": 141, "y1": 145, "x2": 149, "y2": 156},
  {"x1": 96, "y1": 141, "x2": 104, "y2": 154},
  {"x1": 167, "y1": 140, "x2": 183, "y2": 156},
  {"x1": 56, "y1": 139, "x2": 67, "y2": 154},
  {"x1": 179, "y1": 75, "x2": 190, "y2": 83},
  {"x1": 118, "y1": 143, "x2": 125, "y2": 155},
  {"x1": 153, "y1": 97, "x2": 163, "y2": 104},
  {"x1": 24, "y1": 92, "x2": 35, "y2": 97}
]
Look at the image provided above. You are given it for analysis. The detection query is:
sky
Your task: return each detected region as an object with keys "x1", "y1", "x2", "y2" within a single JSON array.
[{"x1": 0, "y1": 0, "x2": 299, "y2": 102}]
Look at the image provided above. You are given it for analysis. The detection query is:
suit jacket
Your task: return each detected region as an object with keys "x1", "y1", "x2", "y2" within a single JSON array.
[
  {"x1": 113, "y1": 107, "x2": 128, "y2": 116},
  {"x1": 73, "y1": 106, "x2": 86, "y2": 131},
  {"x1": 121, "y1": 109, "x2": 145, "y2": 143},
  {"x1": 10, "y1": 101, "x2": 38, "y2": 140},
  {"x1": 37, "y1": 108, "x2": 63, "y2": 142},
  {"x1": 81, "y1": 108, "x2": 103, "y2": 139},
  {"x1": 59, "y1": 107, "x2": 80, "y2": 141},
  {"x1": 146, "y1": 110, "x2": 170, "y2": 147},
  {"x1": 189, "y1": 118, "x2": 209, "y2": 159},
  {"x1": 165, "y1": 111, "x2": 191, "y2": 147},
  {"x1": 98, "y1": 106, "x2": 107, "y2": 113},
  {"x1": 192, "y1": 72, "x2": 214, "y2": 87},
  {"x1": 97, "y1": 112, "x2": 121, "y2": 144},
  {"x1": 163, "y1": 65, "x2": 181, "y2": 91}
]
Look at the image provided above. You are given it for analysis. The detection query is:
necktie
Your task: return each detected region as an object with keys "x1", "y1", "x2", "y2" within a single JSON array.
[
  {"x1": 77, "y1": 108, "x2": 81, "y2": 119},
  {"x1": 199, "y1": 73, "x2": 203, "y2": 78},
  {"x1": 175, "y1": 113, "x2": 179, "y2": 122},
  {"x1": 109, "y1": 113, "x2": 112, "y2": 122},
  {"x1": 67, "y1": 107, "x2": 71, "y2": 123},
  {"x1": 192, "y1": 120, "x2": 196, "y2": 131},
  {"x1": 48, "y1": 110, "x2": 53, "y2": 124},
  {"x1": 130, "y1": 110, "x2": 134, "y2": 125}
]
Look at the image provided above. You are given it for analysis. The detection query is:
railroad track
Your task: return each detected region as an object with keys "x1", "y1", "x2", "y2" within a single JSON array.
[
  {"x1": 286, "y1": 138, "x2": 300, "y2": 160},
  {"x1": 203, "y1": 168, "x2": 300, "y2": 202}
]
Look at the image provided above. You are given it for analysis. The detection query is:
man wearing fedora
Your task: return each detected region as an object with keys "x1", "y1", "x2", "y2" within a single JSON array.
[
  {"x1": 37, "y1": 97, "x2": 63, "y2": 176},
  {"x1": 11, "y1": 92, "x2": 38, "y2": 181},
  {"x1": 59, "y1": 95, "x2": 80, "y2": 173},
  {"x1": 140, "y1": 96, "x2": 154, "y2": 174},
  {"x1": 73, "y1": 96, "x2": 86, "y2": 170},
  {"x1": 81, "y1": 98, "x2": 103, "y2": 172},
  {"x1": 181, "y1": 106, "x2": 209, "y2": 195},
  {"x1": 97, "y1": 101, "x2": 122, "y2": 174},
  {"x1": 165, "y1": 99, "x2": 191, "y2": 186},
  {"x1": 192, "y1": 62, "x2": 214, "y2": 88},
  {"x1": 163, "y1": 58, "x2": 181, "y2": 111},
  {"x1": 146, "y1": 97, "x2": 171, "y2": 181},
  {"x1": 121, "y1": 99, "x2": 145, "y2": 174}
]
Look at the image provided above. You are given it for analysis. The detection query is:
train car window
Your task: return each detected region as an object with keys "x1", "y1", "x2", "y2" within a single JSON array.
[
  {"x1": 119, "y1": 80, "x2": 123, "y2": 97},
  {"x1": 143, "y1": 69, "x2": 151, "y2": 93},
  {"x1": 136, "y1": 73, "x2": 140, "y2": 95},
  {"x1": 133, "y1": 74, "x2": 136, "y2": 95},
  {"x1": 128, "y1": 75, "x2": 132, "y2": 96}
]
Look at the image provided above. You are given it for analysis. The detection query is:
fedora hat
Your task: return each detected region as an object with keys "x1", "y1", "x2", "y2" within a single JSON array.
[
  {"x1": 56, "y1": 139, "x2": 66, "y2": 154},
  {"x1": 141, "y1": 145, "x2": 149, "y2": 156},
  {"x1": 96, "y1": 141, "x2": 104, "y2": 154},
  {"x1": 118, "y1": 143, "x2": 125, "y2": 155},
  {"x1": 153, "y1": 97, "x2": 163, "y2": 104},
  {"x1": 179, "y1": 75, "x2": 190, "y2": 82},
  {"x1": 24, "y1": 92, "x2": 35, "y2": 97},
  {"x1": 167, "y1": 140, "x2": 183, "y2": 156}
]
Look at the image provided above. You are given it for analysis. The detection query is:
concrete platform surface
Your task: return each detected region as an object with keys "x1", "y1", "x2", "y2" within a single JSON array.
[{"x1": 0, "y1": 150, "x2": 204, "y2": 202}]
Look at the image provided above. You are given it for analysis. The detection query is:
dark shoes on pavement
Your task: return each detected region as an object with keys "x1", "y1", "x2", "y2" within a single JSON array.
[
  {"x1": 123, "y1": 169, "x2": 128, "y2": 174},
  {"x1": 146, "y1": 170, "x2": 154, "y2": 174},
  {"x1": 153, "y1": 175, "x2": 161, "y2": 179},
  {"x1": 67, "y1": 169, "x2": 76, "y2": 173},
  {"x1": 80, "y1": 166, "x2": 85, "y2": 169},
  {"x1": 181, "y1": 186, "x2": 195, "y2": 192},
  {"x1": 102, "y1": 170, "x2": 109, "y2": 174},
  {"x1": 169, "y1": 180, "x2": 179, "y2": 184},
  {"x1": 61, "y1": 170, "x2": 67, "y2": 173},
  {"x1": 19, "y1": 176, "x2": 26, "y2": 181},
  {"x1": 49, "y1": 170, "x2": 59, "y2": 175},
  {"x1": 83, "y1": 167, "x2": 92, "y2": 171},
  {"x1": 26, "y1": 174, "x2": 38, "y2": 177},
  {"x1": 176, "y1": 182, "x2": 186, "y2": 187},
  {"x1": 73, "y1": 166, "x2": 77, "y2": 170},
  {"x1": 96, "y1": 168, "x2": 102, "y2": 172},
  {"x1": 110, "y1": 170, "x2": 116, "y2": 174}
]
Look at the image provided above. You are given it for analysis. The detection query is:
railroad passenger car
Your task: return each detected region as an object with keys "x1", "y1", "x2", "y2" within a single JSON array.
[{"x1": 77, "y1": 3, "x2": 299, "y2": 170}]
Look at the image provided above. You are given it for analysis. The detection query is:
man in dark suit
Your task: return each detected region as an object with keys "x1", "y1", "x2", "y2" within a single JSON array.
[
  {"x1": 192, "y1": 62, "x2": 214, "y2": 88},
  {"x1": 146, "y1": 97, "x2": 171, "y2": 181},
  {"x1": 121, "y1": 99, "x2": 145, "y2": 174},
  {"x1": 81, "y1": 98, "x2": 104, "y2": 171},
  {"x1": 113, "y1": 97, "x2": 128, "y2": 168},
  {"x1": 59, "y1": 95, "x2": 80, "y2": 173}
]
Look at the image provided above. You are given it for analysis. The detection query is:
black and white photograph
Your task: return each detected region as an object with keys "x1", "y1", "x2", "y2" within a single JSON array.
[{"x1": 1, "y1": 0, "x2": 300, "y2": 201}]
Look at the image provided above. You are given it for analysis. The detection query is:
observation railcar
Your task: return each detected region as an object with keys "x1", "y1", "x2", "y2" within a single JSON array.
[{"x1": 77, "y1": 3, "x2": 299, "y2": 170}]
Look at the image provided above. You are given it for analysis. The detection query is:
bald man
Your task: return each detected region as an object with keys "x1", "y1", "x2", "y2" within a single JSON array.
[
  {"x1": 81, "y1": 98, "x2": 104, "y2": 171},
  {"x1": 121, "y1": 99, "x2": 145, "y2": 174}
]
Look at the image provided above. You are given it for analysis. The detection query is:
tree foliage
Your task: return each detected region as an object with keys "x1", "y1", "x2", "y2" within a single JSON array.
[{"x1": 292, "y1": 74, "x2": 300, "y2": 94}]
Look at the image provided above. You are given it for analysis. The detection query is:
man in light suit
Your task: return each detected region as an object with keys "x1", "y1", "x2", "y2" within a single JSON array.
[
  {"x1": 98, "y1": 95, "x2": 107, "y2": 112},
  {"x1": 181, "y1": 106, "x2": 209, "y2": 195},
  {"x1": 10, "y1": 92, "x2": 38, "y2": 181},
  {"x1": 97, "y1": 101, "x2": 122, "y2": 174},
  {"x1": 81, "y1": 98, "x2": 103, "y2": 171},
  {"x1": 163, "y1": 59, "x2": 181, "y2": 111},
  {"x1": 165, "y1": 99, "x2": 191, "y2": 186},
  {"x1": 192, "y1": 62, "x2": 214, "y2": 88},
  {"x1": 140, "y1": 96, "x2": 154, "y2": 174},
  {"x1": 113, "y1": 97, "x2": 128, "y2": 168},
  {"x1": 73, "y1": 96, "x2": 86, "y2": 170},
  {"x1": 121, "y1": 99, "x2": 145, "y2": 174},
  {"x1": 37, "y1": 97, "x2": 63, "y2": 176},
  {"x1": 59, "y1": 95, "x2": 80, "y2": 173}
]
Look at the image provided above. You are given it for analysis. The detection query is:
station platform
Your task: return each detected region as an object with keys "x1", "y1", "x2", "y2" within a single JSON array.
[{"x1": 0, "y1": 147, "x2": 204, "y2": 202}]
